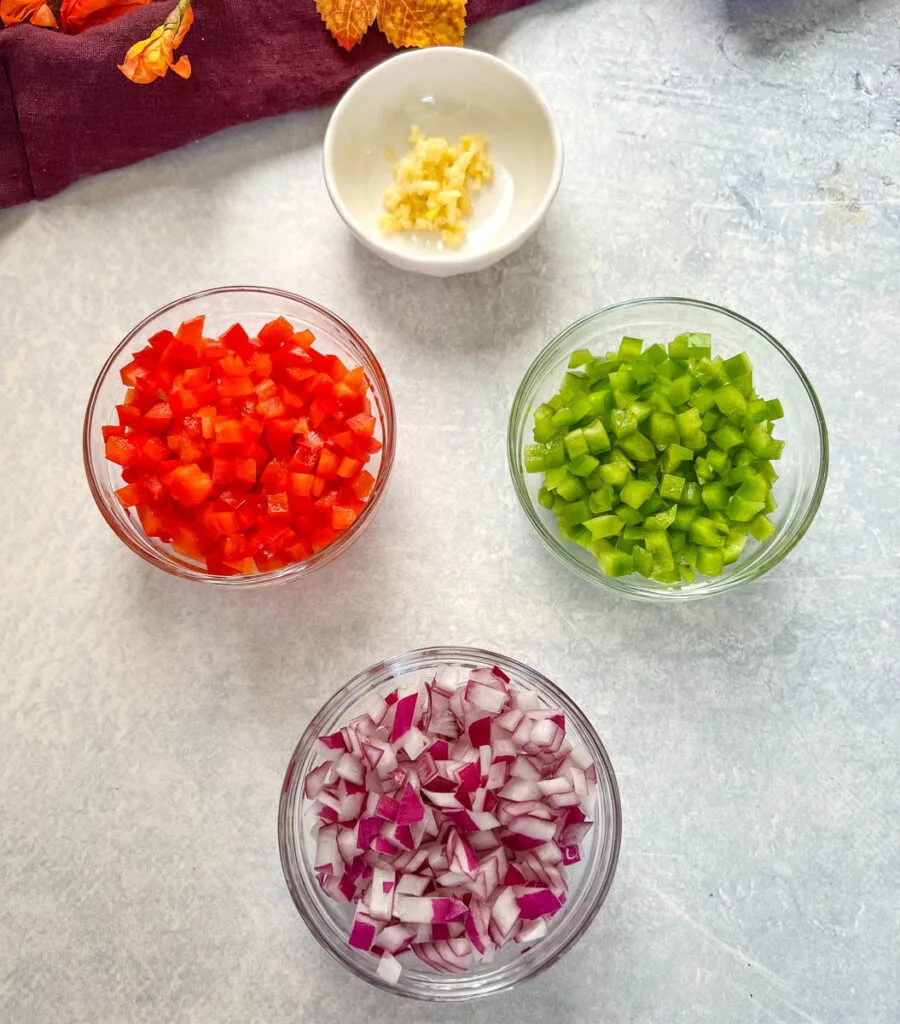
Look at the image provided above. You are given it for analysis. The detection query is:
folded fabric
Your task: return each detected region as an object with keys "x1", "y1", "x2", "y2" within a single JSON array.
[{"x1": 0, "y1": 0, "x2": 540, "y2": 209}]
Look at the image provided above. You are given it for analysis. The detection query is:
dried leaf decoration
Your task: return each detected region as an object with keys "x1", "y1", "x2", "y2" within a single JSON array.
[
  {"x1": 316, "y1": 0, "x2": 466, "y2": 52},
  {"x1": 0, "y1": 0, "x2": 57, "y2": 27},
  {"x1": 118, "y1": 0, "x2": 193, "y2": 84},
  {"x1": 59, "y1": 0, "x2": 152, "y2": 34}
]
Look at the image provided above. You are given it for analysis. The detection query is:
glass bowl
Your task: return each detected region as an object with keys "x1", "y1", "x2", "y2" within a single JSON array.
[
  {"x1": 83, "y1": 286, "x2": 396, "y2": 587},
  {"x1": 507, "y1": 297, "x2": 828, "y2": 601},
  {"x1": 278, "y1": 647, "x2": 621, "y2": 1001}
]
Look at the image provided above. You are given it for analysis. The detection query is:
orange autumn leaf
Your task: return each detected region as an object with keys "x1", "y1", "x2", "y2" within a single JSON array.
[
  {"x1": 316, "y1": 0, "x2": 466, "y2": 52},
  {"x1": 59, "y1": 0, "x2": 152, "y2": 34},
  {"x1": 0, "y1": 0, "x2": 57, "y2": 27},
  {"x1": 118, "y1": 0, "x2": 193, "y2": 85}
]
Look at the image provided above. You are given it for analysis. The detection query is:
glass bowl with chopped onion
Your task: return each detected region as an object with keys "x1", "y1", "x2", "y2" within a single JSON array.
[
  {"x1": 507, "y1": 297, "x2": 829, "y2": 601},
  {"x1": 278, "y1": 647, "x2": 621, "y2": 1000}
]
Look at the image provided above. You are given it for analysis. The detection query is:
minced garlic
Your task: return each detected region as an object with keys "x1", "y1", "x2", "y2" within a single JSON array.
[{"x1": 378, "y1": 126, "x2": 493, "y2": 247}]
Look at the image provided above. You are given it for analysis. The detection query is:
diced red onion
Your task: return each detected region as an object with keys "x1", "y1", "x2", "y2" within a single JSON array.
[{"x1": 303, "y1": 662, "x2": 598, "y2": 984}]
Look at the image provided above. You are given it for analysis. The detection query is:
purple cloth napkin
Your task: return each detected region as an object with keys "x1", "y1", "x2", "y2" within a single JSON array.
[{"x1": 0, "y1": 0, "x2": 539, "y2": 208}]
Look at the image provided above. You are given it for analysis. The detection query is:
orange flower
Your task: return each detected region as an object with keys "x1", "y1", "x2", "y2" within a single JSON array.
[
  {"x1": 0, "y1": 0, "x2": 58, "y2": 27},
  {"x1": 315, "y1": 0, "x2": 466, "y2": 51},
  {"x1": 118, "y1": 0, "x2": 193, "y2": 85},
  {"x1": 59, "y1": 0, "x2": 152, "y2": 34}
]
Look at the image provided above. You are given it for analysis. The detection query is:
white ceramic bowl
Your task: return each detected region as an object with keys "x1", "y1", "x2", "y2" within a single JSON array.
[{"x1": 323, "y1": 48, "x2": 563, "y2": 277}]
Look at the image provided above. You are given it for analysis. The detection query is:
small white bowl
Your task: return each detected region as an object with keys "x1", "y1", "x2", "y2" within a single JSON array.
[{"x1": 323, "y1": 47, "x2": 563, "y2": 277}]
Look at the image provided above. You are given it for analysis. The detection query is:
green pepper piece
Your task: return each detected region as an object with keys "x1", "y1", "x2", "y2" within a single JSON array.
[
  {"x1": 557, "y1": 475, "x2": 588, "y2": 502},
  {"x1": 599, "y1": 549, "x2": 634, "y2": 577},
  {"x1": 680, "y1": 480, "x2": 702, "y2": 506},
  {"x1": 722, "y1": 530, "x2": 748, "y2": 565},
  {"x1": 682, "y1": 541, "x2": 699, "y2": 568},
  {"x1": 550, "y1": 406, "x2": 577, "y2": 428},
  {"x1": 759, "y1": 460, "x2": 778, "y2": 486},
  {"x1": 650, "y1": 411, "x2": 680, "y2": 450},
  {"x1": 619, "y1": 432, "x2": 656, "y2": 461},
  {"x1": 613, "y1": 391, "x2": 638, "y2": 411},
  {"x1": 747, "y1": 398, "x2": 768, "y2": 423},
  {"x1": 538, "y1": 486, "x2": 554, "y2": 509},
  {"x1": 581, "y1": 419, "x2": 611, "y2": 455},
  {"x1": 712, "y1": 424, "x2": 744, "y2": 451},
  {"x1": 687, "y1": 332, "x2": 712, "y2": 356},
  {"x1": 584, "y1": 390, "x2": 612, "y2": 418},
  {"x1": 618, "y1": 336, "x2": 644, "y2": 361},
  {"x1": 681, "y1": 430, "x2": 708, "y2": 453},
  {"x1": 616, "y1": 535, "x2": 637, "y2": 555},
  {"x1": 569, "y1": 453, "x2": 600, "y2": 477},
  {"x1": 609, "y1": 366, "x2": 636, "y2": 394},
  {"x1": 749, "y1": 514, "x2": 775, "y2": 542},
  {"x1": 653, "y1": 564, "x2": 681, "y2": 584},
  {"x1": 695, "y1": 457, "x2": 715, "y2": 483},
  {"x1": 705, "y1": 449, "x2": 730, "y2": 476},
  {"x1": 676, "y1": 407, "x2": 703, "y2": 437},
  {"x1": 620, "y1": 478, "x2": 657, "y2": 509},
  {"x1": 614, "y1": 503, "x2": 644, "y2": 526},
  {"x1": 666, "y1": 375, "x2": 696, "y2": 407},
  {"x1": 668, "y1": 335, "x2": 691, "y2": 360},
  {"x1": 645, "y1": 531, "x2": 674, "y2": 571},
  {"x1": 697, "y1": 547, "x2": 724, "y2": 576},
  {"x1": 701, "y1": 481, "x2": 730, "y2": 510},
  {"x1": 562, "y1": 499, "x2": 592, "y2": 526},
  {"x1": 610, "y1": 408, "x2": 638, "y2": 438},
  {"x1": 649, "y1": 391, "x2": 677, "y2": 414},
  {"x1": 586, "y1": 359, "x2": 615, "y2": 384},
  {"x1": 726, "y1": 494, "x2": 765, "y2": 522},
  {"x1": 544, "y1": 466, "x2": 569, "y2": 491},
  {"x1": 645, "y1": 343, "x2": 667, "y2": 365},
  {"x1": 680, "y1": 563, "x2": 696, "y2": 584},
  {"x1": 560, "y1": 372, "x2": 590, "y2": 400},
  {"x1": 659, "y1": 473, "x2": 685, "y2": 500},
  {"x1": 714, "y1": 384, "x2": 747, "y2": 422},
  {"x1": 656, "y1": 358, "x2": 682, "y2": 381},
  {"x1": 644, "y1": 505, "x2": 677, "y2": 532},
  {"x1": 633, "y1": 544, "x2": 653, "y2": 578},
  {"x1": 663, "y1": 443, "x2": 694, "y2": 472},
  {"x1": 568, "y1": 349, "x2": 593, "y2": 369},
  {"x1": 731, "y1": 373, "x2": 754, "y2": 398},
  {"x1": 690, "y1": 516, "x2": 727, "y2": 547},
  {"x1": 564, "y1": 429, "x2": 590, "y2": 460},
  {"x1": 690, "y1": 386, "x2": 717, "y2": 414},
  {"x1": 763, "y1": 492, "x2": 777, "y2": 514},
  {"x1": 630, "y1": 401, "x2": 652, "y2": 423},
  {"x1": 524, "y1": 436, "x2": 566, "y2": 472},
  {"x1": 722, "y1": 352, "x2": 752, "y2": 380},
  {"x1": 599, "y1": 452, "x2": 632, "y2": 487},
  {"x1": 765, "y1": 398, "x2": 784, "y2": 420},
  {"x1": 589, "y1": 484, "x2": 615, "y2": 514},
  {"x1": 737, "y1": 473, "x2": 768, "y2": 502},
  {"x1": 584, "y1": 469, "x2": 608, "y2": 492},
  {"x1": 584, "y1": 514, "x2": 624, "y2": 539},
  {"x1": 622, "y1": 525, "x2": 649, "y2": 540},
  {"x1": 673, "y1": 504, "x2": 701, "y2": 531}
]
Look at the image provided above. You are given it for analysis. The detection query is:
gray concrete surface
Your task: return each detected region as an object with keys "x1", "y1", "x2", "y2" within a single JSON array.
[{"x1": 1, "y1": 0, "x2": 898, "y2": 1021}]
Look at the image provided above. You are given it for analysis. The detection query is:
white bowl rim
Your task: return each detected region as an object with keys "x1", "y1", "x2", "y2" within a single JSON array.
[{"x1": 322, "y1": 46, "x2": 564, "y2": 272}]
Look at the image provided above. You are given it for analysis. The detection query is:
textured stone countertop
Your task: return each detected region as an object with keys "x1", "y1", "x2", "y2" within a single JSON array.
[{"x1": 1, "y1": 1, "x2": 898, "y2": 1021}]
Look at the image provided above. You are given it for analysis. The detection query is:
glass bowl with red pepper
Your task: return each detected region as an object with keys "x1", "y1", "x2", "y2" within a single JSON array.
[
  {"x1": 83, "y1": 286, "x2": 396, "y2": 586},
  {"x1": 278, "y1": 647, "x2": 622, "y2": 1000}
]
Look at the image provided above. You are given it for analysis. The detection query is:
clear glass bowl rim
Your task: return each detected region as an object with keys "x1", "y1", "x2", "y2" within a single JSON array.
[
  {"x1": 82, "y1": 285, "x2": 397, "y2": 587},
  {"x1": 277, "y1": 645, "x2": 622, "y2": 1001},
  {"x1": 507, "y1": 296, "x2": 829, "y2": 601}
]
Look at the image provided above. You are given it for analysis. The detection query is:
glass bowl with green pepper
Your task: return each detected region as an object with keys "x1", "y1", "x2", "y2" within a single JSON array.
[{"x1": 507, "y1": 298, "x2": 828, "y2": 600}]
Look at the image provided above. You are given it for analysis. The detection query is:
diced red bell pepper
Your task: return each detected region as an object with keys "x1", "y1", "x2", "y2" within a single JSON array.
[{"x1": 101, "y1": 313, "x2": 381, "y2": 575}]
